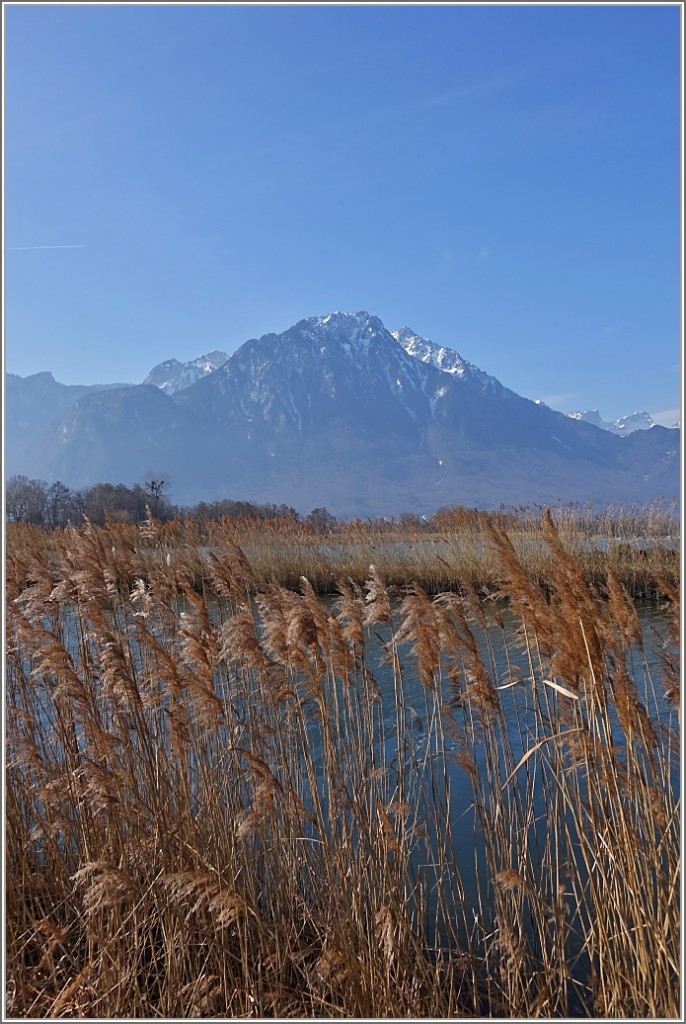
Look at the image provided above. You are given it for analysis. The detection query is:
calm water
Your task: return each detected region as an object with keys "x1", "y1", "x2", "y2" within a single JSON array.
[
  {"x1": 13, "y1": 591, "x2": 678, "y2": 1006},
  {"x1": 313, "y1": 595, "x2": 679, "y2": 907},
  {"x1": 202, "y1": 593, "x2": 677, "y2": 965},
  {"x1": 298, "y1": 596, "x2": 679, "y2": 1012}
]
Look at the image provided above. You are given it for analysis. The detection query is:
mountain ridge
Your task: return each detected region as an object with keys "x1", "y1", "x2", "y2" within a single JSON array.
[
  {"x1": 566, "y1": 408, "x2": 657, "y2": 435},
  {"x1": 6, "y1": 312, "x2": 680, "y2": 516}
]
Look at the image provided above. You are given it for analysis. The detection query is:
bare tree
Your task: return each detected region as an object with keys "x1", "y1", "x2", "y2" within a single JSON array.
[
  {"x1": 306, "y1": 506, "x2": 337, "y2": 533},
  {"x1": 6, "y1": 476, "x2": 48, "y2": 524},
  {"x1": 81, "y1": 483, "x2": 148, "y2": 525},
  {"x1": 45, "y1": 481, "x2": 79, "y2": 527},
  {"x1": 143, "y1": 473, "x2": 171, "y2": 519}
]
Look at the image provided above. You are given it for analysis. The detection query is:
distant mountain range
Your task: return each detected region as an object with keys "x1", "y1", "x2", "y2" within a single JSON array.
[
  {"x1": 5, "y1": 311, "x2": 680, "y2": 516},
  {"x1": 566, "y1": 408, "x2": 656, "y2": 435}
]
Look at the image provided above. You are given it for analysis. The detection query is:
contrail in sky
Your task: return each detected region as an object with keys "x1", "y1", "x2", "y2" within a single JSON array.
[{"x1": 6, "y1": 244, "x2": 86, "y2": 251}]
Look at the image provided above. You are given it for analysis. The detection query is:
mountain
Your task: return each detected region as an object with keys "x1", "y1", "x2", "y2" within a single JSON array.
[
  {"x1": 567, "y1": 408, "x2": 655, "y2": 435},
  {"x1": 6, "y1": 312, "x2": 680, "y2": 516},
  {"x1": 391, "y1": 327, "x2": 503, "y2": 393},
  {"x1": 27, "y1": 385, "x2": 200, "y2": 491},
  {"x1": 143, "y1": 350, "x2": 228, "y2": 394},
  {"x1": 5, "y1": 372, "x2": 130, "y2": 479}
]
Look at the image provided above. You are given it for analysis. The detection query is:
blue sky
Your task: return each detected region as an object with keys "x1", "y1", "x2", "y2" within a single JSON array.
[{"x1": 4, "y1": 3, "x2": 682, "y2": 425}]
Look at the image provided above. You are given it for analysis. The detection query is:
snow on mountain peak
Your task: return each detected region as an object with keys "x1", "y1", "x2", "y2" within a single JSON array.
[
  {"x1": 144, "y1": 349, "x2": 228, "y2": 394},
  {"x1": 567, "y1": 409, "x2": 655, "y2": 435},
  {"x1": 392, "y1": 327, "x2": 469, "y2": 378},
  {"x1": 317, "y1": 310, "x2": 371, "y2": 327},
  {"x1": 196, "y1": 350, "x2": 230, "y2": 372},
  {"x1": 390, "y1": 326, "x2": 506, "y2": 397},
  {"x1": 139, "y1": 314, "x2": 663, "y2": 443},
  {"x1": 307, "y1": 310, "x2": 380, "y2": 334},
  {"x1": 294, "y1": 311, "x2": 390, "y2": 357}
]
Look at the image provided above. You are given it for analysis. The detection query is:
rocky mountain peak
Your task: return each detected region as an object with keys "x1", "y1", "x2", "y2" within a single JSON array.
[
  {"x1": 7, "y1": 310, "x2": 678, "y2": 517},
  {"x1": 567, "y1": 408, "x2": 655, "y2": 435},
  {"x1": 143, "y1": 350, "x2": 229, "y2": 394}
]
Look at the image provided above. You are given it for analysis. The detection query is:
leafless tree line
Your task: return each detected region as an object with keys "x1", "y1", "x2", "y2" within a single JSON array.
[{"x1": 5, "y1": 475, "x2": 331, "y2": 530}]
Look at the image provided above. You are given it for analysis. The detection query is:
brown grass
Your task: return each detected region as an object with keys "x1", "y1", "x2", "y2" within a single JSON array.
[
  {"x1": 5, "y1": 504, "x2": 680, "y2": 1017},
  {"x1": 7, "y1": 498, "x2": 679, "y2": 601}
]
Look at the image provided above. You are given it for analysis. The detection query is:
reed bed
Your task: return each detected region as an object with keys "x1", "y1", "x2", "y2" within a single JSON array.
[
  {"x1": 205, "y1": 500, "x2": 680, "y2": 596},
  {"x1": 6, "y1": 499, "x2": 679, "y2": 600},
  {"x1": 5, "y1": 506, "x2": 680, "y2": 1018}
]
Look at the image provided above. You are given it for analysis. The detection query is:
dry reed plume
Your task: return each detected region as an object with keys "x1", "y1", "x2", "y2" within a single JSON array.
[{"x1": 5, "y1": 505, "x2": 680, "y2": 1017}]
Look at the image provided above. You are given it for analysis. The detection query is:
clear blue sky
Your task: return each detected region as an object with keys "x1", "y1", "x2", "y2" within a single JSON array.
[{"x1": 4, "y1": 3, "x2": 682, "y2": 425}]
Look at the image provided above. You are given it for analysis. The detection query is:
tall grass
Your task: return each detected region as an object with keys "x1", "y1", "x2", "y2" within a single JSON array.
[
  {"x1": 6, "y1": 498, "x2": 679, "y2": 598},
  {"x1": 5, "y1": 507, "x2": 680, "y2": 1017},
  {"x1": 201, "y1": 499, "x2": 679, "y2": 595}
]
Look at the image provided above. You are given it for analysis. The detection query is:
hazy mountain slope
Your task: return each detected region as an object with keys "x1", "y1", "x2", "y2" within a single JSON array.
[
  {"x1": 169, "y1": 311, "x2": 678, "y2": 513},
  {"x1": 22, "y1": 386, "x2": 196, "y2": 491},
  {"x1": 5, "y1": 372, "x2": 129, "y2": 478},
  {"x1": 6, "y1": 312, "x2": 680, "y2": 515}
]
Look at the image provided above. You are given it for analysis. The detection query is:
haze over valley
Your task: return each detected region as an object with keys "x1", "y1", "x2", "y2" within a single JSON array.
[{"x1": 7, "y1": 311, "x2": 680, "y2": 517}]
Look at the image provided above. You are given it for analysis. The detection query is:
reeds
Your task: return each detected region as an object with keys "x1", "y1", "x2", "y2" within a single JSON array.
[
  {"x1": 5, "y1": 505, "x2": 680, "y2": 1017},
  {"x1": 8, "y1": 498, "x2": 678, "y2": 600}
]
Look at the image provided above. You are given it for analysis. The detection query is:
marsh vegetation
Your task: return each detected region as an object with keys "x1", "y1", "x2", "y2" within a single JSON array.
[{"x1": 5, "y1": 504, "x2": 680, "y2": 1017}]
